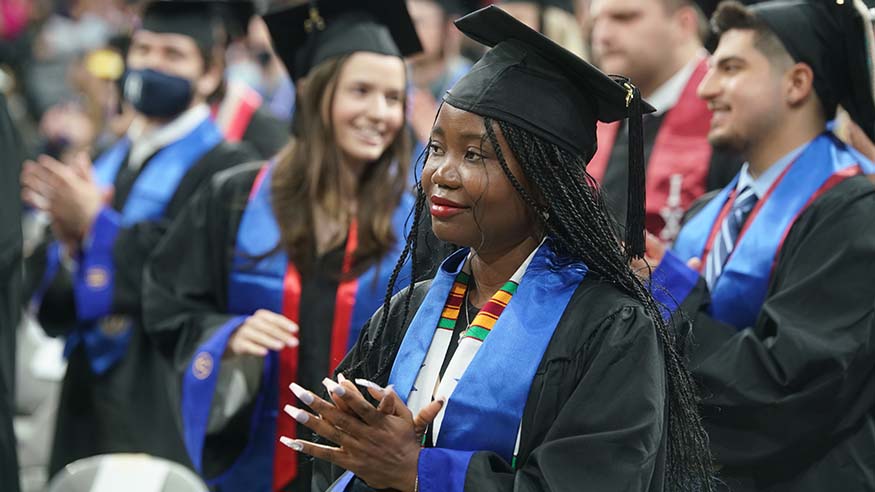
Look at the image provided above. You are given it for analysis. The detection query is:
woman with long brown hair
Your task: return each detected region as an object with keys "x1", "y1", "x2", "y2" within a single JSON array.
[{"x1": 141, "y1": 1, "x2": 423, "y2": 491}]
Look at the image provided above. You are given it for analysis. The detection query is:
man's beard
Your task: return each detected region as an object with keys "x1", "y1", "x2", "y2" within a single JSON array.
[{"x1": 708, "y1": 130, "x2": 750, "y2": 155}]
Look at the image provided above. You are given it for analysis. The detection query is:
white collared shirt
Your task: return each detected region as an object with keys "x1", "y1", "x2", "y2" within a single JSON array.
[
  {"x1": 126, "y1": 103, "x2": 211, "y2": 171},
  {"x1": 647, "y1": 51, "x2": 707, "y2": 116},
  {"x1": 736, "y1": 142, "x2": 809, "y2": 199}
]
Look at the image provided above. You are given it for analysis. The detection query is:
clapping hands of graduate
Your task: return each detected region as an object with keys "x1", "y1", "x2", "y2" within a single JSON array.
[
  {"x1": 227, "y1": 309, "x2": 299, "y2": 357},
  {"x1": 21, "y1": 152, "x2": 112, "y2": 252},
  {"x1": 631, "y1": 232, "x2": 701, "y2": 279},
  {"x1": 281, "y1": 375, "x2": 444, "y2": 491}
]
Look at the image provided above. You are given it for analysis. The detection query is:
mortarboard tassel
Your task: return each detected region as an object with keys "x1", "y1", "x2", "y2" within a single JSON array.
[{"x1": 623, "y1": 80, "x2": 647, "y2": 260}]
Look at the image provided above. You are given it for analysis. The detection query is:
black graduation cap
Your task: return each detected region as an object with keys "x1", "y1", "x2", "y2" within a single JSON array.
[
  {"x1": 746, "y1": 0, "x2": 875, "y2": 140},
  {"x1": 262, "y1": 0, "x2": 422, "y2": 83},
  {"x1": 213, "y1": 0, "x2": 256, "y2": 40},
  {"x1": 141, "y1": 0, "x2": 254, "y2": 49},
  {"x1": 446, "y1": 5, "x2": 656, "y2": 258}
]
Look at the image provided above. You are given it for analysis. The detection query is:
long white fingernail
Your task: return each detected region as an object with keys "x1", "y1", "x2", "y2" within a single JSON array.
[
  {"x1": 279, "y1": 436, "x2": 303, "y2": 451},
  {"x1": 322, "y1": 377, "x2": 346, "y2": 397},
  {"x1": 284, "y1": 404, "x2": 309, "y2": 424},
  {"x1": 289, "y1": 382, "x2": 314, "y2": 405},
  {"x1": 355, "y1": 378, "x2": 385, "y2": 393},
  {"x1": 337, "y1": 373, "x2": 347, "y2": 384}
]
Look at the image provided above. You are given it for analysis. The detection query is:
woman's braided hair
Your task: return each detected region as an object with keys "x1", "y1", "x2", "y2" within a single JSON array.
[{"x1": 343, "y1": 112, "x2": 714, "y2": 491}]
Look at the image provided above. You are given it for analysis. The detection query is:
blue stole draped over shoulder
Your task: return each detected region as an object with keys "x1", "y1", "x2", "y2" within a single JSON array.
[
  {"x1": 180, "y1": 162, "x2": 414, "y2": 490},
  {"x1": 66, "y1": 118, "x2": 223, "y2": 374},
  {"x1": 332, "y1": 240, "x2": 587, "y2": 492},
  {"x1": 671, "y1": 133, "x2": 873, "y2": 328}
]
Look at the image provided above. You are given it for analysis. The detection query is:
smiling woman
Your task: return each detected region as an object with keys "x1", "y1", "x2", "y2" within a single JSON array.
[
  {"x1": 140, "y1": 1, "x2": 430, "y2": 491},
  {"x1": 424, "y1": 106, "x2": 539, "y2": 264},
  {"x1": 281, "y1": 6, "x2": 715, "y2": 492},
  {"x1": 330, "y1": 53, "x2": 407, "y2": 171}
]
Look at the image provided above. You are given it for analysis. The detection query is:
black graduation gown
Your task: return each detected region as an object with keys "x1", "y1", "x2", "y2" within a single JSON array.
[
  {"x1": 0, "y1": 93, "x2": 22, "y2": 492},
  {"x1": 144, "y1": 164, "x2": 339, "y2": 492},
  {"x1": 142, "y1": 164, "x2": 449, "y2": 491},
  {"x1": 240, "y1": 106, "x2": 290, "y2": 159},
  {"x1": 674, "y1": 175, "x2": 875, "y2": 491},
  {"x1": 316, "y1": 275, "x2": 670, "y2": 492},
  {"x1": 24, "y1": 137, "x2": 257, "y2": 477},
  {"x1": 601, "y1": 115, "x2": 742, "y2": 232}
]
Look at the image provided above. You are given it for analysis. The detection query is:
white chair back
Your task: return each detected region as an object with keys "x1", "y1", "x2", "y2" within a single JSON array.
[{"x1": 46, "y1": 453, "x2": 208, "y2": 492}]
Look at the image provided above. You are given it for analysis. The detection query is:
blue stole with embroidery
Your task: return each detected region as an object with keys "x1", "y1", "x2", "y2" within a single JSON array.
[
  {"x1": 672, "y1": 133, "x2": 873, "y2": 329},
  {"x1": 180, "y1": 163, "x2": 413, "y2": 490},
  {"x1": 327, "y1": 241, "x2": 587, "y2": 491},
  {"x1": 67, "y1": 118, "x2": 223, "y2": 374}
]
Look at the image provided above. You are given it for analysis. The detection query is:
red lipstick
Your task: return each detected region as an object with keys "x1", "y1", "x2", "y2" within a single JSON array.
[{"x1": 430, "y1": 196, "x2": 467, "y2": 219}]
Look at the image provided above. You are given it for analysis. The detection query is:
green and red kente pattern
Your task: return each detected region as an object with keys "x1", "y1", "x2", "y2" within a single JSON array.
[
  {"x1": 438, "y1": 271, "x2": 469, "y2": 332},
  {"x1": 437, "y1": 271, "x2": 519, "y2": 342}
]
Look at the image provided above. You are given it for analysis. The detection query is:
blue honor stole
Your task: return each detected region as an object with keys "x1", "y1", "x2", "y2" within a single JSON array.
[
  {"x1": 672, "y1": 133, "x2": 872, "y2": 329},
  {"x1": 180, "y1": 163, "x2": 413, "y2": 490},
  {"x1": 68, "y1": 118, "x2": 223, "y2": 374},
  {"x1": 330, "y1": 241, "x2": 587, "y2": 491}
]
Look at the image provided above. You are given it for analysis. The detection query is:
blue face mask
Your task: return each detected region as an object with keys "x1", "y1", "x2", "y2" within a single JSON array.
[{"x1": 122, "y1": 68, "x2": 194, "y2": 118}]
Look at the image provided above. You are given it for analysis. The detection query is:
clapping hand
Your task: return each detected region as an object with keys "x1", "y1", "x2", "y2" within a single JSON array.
[
  {"x1": 631, "y1": 232, "x2": 701, "y2": 280},
  {"x1": 227, "y1": 309, "x2": 299, "y2": 357},
  {"x1": 21, "y1": 152, "x2": 111, "y2": 252},
  {"x1": 281, "y1": 376, "x2": 444, "y2": 491}
]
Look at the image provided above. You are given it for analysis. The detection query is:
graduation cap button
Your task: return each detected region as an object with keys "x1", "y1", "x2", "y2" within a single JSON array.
[{"x1": 304, "y1": 7, "x2": 326, "y2": 33}]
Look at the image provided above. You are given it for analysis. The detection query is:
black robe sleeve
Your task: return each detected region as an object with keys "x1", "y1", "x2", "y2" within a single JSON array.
[
  {"x1": 143, "y1": 165, "x2": 265, "y2": 478},
  {"x1": 460, "y1": 302, "x2": 666, "y2": 492},
  {"x1": 143, "y1": 163, "x2": 258, "y2": 366},
  {"x1": 29, "y1": 142, "x2": 257, "y2": 335},
  {"x1": 0, "y1": 92, "x2": 22, "y2": 492},
  {"x1": 241, "y1": 107, "x2": 290, "y2": 159},
  {"x1": 675, "y1": 176, "x2": 875, "y2": 471},
  {"x1": 321, "y1": 281, "x2": 668, "y2": 492}
]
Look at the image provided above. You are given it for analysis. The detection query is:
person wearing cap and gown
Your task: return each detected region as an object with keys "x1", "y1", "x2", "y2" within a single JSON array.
[
  {"x1": 275, "y1": 6, "x2": 715, "y2": 492},
  {"x1": 0, "y1": 93, "x2": 23, "y2": 492},
  {"x1": 642, "y1": 1, "x2": 875, "y2": 489},
  {"x1": 20, "y1": 0, "x2": 257, "y2": 475},
  {"x1": 210, "y1": 0, "x2": 291, "y2": 159},
  {"x1": 141, "y1": 1, "x2": 431, "y2": 490},
  {"x1": 589, "y1": 0, "x2": 742, "y2": 243}
]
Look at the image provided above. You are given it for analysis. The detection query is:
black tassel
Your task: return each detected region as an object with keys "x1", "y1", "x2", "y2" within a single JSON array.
[{"x1": 624, "y1": 82, "x2": 647, "y2": 260}]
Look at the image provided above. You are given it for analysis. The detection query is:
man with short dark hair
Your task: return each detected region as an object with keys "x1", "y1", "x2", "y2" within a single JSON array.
[
  {"x1": 21, "y1": 0, "x2": 257, "y2": 475},
  {"x1": 589, "y1": 0, "x2": 742, "y2": 242},
  {"x1": 643, "y1": 1, "x2": 875, "y2": 489}
]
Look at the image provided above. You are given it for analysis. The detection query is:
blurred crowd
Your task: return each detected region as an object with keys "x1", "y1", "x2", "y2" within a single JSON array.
[{"x1": 3, "y1": 0, "x2": 875, "y2": 491}]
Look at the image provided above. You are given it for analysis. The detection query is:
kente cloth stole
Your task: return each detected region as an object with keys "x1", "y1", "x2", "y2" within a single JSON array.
[
  {"x1": 436, "y1": 271, "x2": 519, "y2": 342},
  {"x1": 409, "y1": 249, "x2": 535, "y2": 469}
]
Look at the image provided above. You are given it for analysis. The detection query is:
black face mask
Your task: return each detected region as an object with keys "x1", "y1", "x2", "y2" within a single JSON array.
[{"x1": 122, "y1": 68, "x2": 194, "y2": 118}]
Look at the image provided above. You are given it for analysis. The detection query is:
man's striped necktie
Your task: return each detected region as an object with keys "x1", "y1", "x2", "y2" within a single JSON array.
[{"x1": 704, "y1": 185, "x2": 758, "y2": 289}]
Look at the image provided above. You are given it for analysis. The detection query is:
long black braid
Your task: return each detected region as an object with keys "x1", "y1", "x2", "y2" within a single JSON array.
[
  {"x1": 485, "y1": 116, "x2": 714, "y2": 491},
  {"x1": 340, "y1": 114, "x2": 713, "y2": 490},
  {"x1": 338, "y1": 172, "x2": 428, "y2": 384}
]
